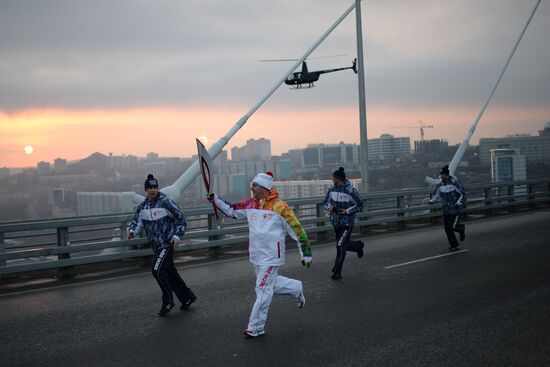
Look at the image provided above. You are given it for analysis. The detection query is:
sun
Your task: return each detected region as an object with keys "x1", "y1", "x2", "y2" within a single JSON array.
[{"x1": 24, "y1": 145, "x2": 34, "y2": 155}]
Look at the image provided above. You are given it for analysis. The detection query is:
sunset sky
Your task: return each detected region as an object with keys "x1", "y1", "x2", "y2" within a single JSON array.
[{"x1": 1, "y1": 0, "x2": 549, "y2": 168}]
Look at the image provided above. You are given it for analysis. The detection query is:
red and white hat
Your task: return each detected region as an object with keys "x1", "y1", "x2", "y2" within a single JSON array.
[{"x1": 252, "y1": 171, "x2": 274, "y2": 190}]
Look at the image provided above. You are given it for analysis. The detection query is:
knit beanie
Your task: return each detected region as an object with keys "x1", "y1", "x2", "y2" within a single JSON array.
[
  {"x1": 144, "y1": 174, "x2": 159, "y2": 189},
  {"x1": 252, "y1": 171, "x2": 274, "y2": 190},
  {"x1": 332, "y1": 167, "x2": 346, "y2": 181}
]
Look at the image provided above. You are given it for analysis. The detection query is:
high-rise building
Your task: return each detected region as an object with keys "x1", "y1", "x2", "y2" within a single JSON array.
[
  {"x1": 479, "y1": 126, "x2": 550, "y2": 165},
  {"x1": 368, "y1": 134, "x2": 411, "y2": 162},
  {"x1": 275, "y1": 179, "x2": 362, "y2": 200},
  {"x1": 275, "y1": 160, "x2": 292, "y2": 180},
  {"x1": 108, "y1": 154, "x2": 138, "y2": 170},
  {"x1": 231, "y1": 138, "x2": 271, "y2": 161},
  {"x1": 146, "y1": 152, "x2": 160, "y2": 161},
  {"x1": 300, "y1": 143, "x2": 359, "y2": 168},
  {"x1": 490, "y1": 148, "x2": 527, "y2": 197},
  {"x1": 490, "y1": 149, "x2": 527, "y2": 182},
  {"x1": 216, "y1": 150, "x2": 228, "y2": 164},
  {"x1": 143, "y1": 161, "x2": 166, "y2": 178},
  {"x1": 36, "y1": 161, "x2": 51, "y2": 175},
  {"x1": 54, "y1": 158, "x2": 67, "y2": 174},
  {"x1": 303, "y1": 146, "x2": 320, "y2": 167},
  {"x1": 282, "y1": 149, "x2": 304, "y2": 169},
  {"x1": 214, "y1": 160, "x2": 281, "y2": 181},
  {"x1": 246, "y1": 138, "x2": 271, "y2": 161},
  {"x1": 230, "y1": 146, "x2": 242, "y2": 161},
  {"x1": 414, "y1": 139, "x2": 449, "y2": 154}
]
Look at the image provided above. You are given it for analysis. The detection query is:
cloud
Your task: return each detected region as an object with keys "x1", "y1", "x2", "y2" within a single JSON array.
[{"x1": 0, "y1": 0, "x2": 548, "y2": 120}]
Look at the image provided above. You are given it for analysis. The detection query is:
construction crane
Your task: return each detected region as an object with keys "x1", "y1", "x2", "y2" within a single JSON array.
[{"x1": 393, "y1": 121, "x2": 434, "y2": 141}]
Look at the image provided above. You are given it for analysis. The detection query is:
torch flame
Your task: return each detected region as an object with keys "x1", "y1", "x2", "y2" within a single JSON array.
[{"x1": 198, "y1": 135, "x2": 209, "y2": 145}]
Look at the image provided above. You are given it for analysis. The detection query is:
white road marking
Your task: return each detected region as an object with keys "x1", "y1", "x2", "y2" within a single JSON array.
[{"x1": 384, "y1": 249, "x2": 469, "y2": 269}]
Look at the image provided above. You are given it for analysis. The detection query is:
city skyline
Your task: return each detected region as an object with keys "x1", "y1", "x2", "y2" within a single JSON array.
[
  {"x1": 2, "y1": 0, "x2": 549, "y2": 168},
  {"x1": 3, "y1": 120, "x2": 550, "y2": 170}
]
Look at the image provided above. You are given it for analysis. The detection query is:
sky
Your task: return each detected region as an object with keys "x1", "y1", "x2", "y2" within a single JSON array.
[{"x1": 1, "y1": 0, "x2": 549, "y2": 168}]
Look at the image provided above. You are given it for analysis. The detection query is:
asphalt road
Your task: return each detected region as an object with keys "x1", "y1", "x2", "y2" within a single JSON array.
[{"x1": 1, "y1": 209, "x2": 550, "y2": 367}]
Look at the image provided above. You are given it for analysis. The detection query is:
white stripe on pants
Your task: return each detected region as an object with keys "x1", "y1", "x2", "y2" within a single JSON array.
[{"x1": 247, "y1": 264, "x2": 303, "y2": 333}]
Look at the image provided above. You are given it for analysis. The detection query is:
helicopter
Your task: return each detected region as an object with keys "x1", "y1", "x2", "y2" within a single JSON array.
[{"x1": 262, "y1": 57, "x2": 357, "y2": 88}]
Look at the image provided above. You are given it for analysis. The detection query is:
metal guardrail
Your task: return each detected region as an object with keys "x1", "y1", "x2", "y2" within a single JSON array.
[{"x1": 1, "y1": 180, "x2": 549, "y2": 276}]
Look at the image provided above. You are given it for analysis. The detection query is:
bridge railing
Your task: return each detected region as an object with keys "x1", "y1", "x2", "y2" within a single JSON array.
[{"x1": 1, "y1": 179, "x2": 548, "y2": 276}]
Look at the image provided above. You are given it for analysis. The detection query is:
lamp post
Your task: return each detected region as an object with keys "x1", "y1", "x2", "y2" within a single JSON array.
[{"x1": 355, "y1": 0, "x2": 369, "y2": 191}]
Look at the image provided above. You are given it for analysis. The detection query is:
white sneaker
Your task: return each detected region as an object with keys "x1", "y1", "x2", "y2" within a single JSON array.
[
  {"x1": 296, "y1": 291, "x2": 305, "y2": 309},
  {"x1": 244, "y1": 329, "x2": 265, "y2": 338}
]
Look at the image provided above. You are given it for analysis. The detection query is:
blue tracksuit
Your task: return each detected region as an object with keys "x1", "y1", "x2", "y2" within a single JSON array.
[
  {"x1": 430, "y1": 176, "x2": 468, "y2": 248},
  {"x1": 128, "y1": 192, "x2": 186, "y2": 252},
  {"x1": 323, "y1": 180, "x2": 364, "y2": 228},
  {"x1": 128, "y1": 192, "x2": 193, "y2": 306},
  {"x1": 430, "y1": 176, "x2": 468, "y2": 215},
  {"x1": 323, "y1": 180, "x2": 365, "y2": 275}
]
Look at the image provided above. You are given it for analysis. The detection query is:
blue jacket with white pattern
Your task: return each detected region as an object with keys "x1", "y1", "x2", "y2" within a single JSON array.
[
  {"x1": 430, "y1": 176, "x2": 468, "y2": 215},
  {"x1": 323, "y1": 179, "x2": 364, "y2": 228},
  {"x1": 128, "y1": 192, "x2": 187, "y2": 252}
]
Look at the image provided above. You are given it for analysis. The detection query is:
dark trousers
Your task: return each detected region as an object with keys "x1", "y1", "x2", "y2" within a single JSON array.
[
  {"x1": 443, "y1": 214, "x2": 465, "y2": 248},
  {"x1": 332, "y1": 226, "x2": 363, "y2": 274},
  {"x1": 151, "y1": 247, "x2": 194, "y2": 305}
]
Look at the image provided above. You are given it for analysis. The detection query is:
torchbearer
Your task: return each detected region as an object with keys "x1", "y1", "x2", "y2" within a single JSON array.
[{"x1": 207, "y1": 171, "x2": 312, "y2": 338}]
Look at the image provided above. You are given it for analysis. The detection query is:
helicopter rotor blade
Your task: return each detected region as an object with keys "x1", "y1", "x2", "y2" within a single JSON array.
[
  {"x1": 260, "y1": 59, "x2": 299, "y2": 62},
  {"x1": 260, "y1": 54, "x2": 348, "y2": 62},
  {"x1": 307, "y1": 54, "x2": 348, "y2": 60}
]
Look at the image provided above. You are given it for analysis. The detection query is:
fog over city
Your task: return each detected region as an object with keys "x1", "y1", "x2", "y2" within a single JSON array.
[{"x1": 1, "y1": 0, "x2": 550, "y2": 168}]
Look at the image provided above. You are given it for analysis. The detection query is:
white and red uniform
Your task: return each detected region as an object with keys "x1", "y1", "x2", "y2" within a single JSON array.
[{"x1": 212, "y1": 189, "x2": 312, "y2": 334}]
